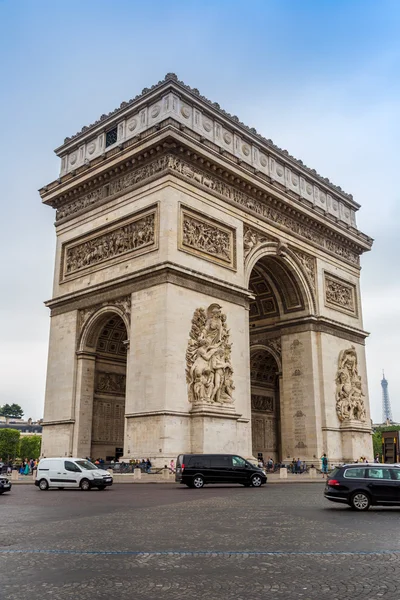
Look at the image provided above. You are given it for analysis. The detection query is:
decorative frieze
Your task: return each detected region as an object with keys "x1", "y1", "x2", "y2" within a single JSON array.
[
  {"x1": 55, "y1": 153, "x2": 360, "y2": 266},
  {"x1": 336, "y1": 346, "x2": 366, "y2": 422},
  {"x1": 56, "y1": 156, "x2": 169, "y2": 221},
  {"x1": 251, "y1": 395, "x2": 274, "y2": 412},
  {"x1": 95, "y1": 372, "x2": 126, "y2": 395},
  {"x1": 169, "y1": 156, "x2": 359, "y2": 266},
  {"x1": 186, "y1": 304, "x2": 235, "y2": 406},
  {"x1": 324, "y1": 272, "x2": 357, "y2": 316},
  {"x1": 62, "y1": 207, "x2": 157, "y2": 279},
  {"x1": 179, "y1": 207, "x2": 236, "y2": 269}
]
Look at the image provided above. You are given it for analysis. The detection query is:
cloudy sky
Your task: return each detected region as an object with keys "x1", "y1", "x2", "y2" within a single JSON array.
[{"x1": 1, "y1": 0, "x2": 399, "y2": 422}]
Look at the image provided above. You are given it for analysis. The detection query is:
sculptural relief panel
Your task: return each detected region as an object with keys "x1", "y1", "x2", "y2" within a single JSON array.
[
  {"x1": 61, "y1": 206, "x2": 158, "y2": 280},
  {"x1": 179, "y1": 206, "x2": 236, "y2": 269},
  {"x1": 324, "y1": 272, "x2": 357, "y2": 316},
  {"x1": 186, "y1": 304, "x2": 235, "y2": 407},
  {"x1": 336, "y1": 346, "x2": 366, "y2": 422}
]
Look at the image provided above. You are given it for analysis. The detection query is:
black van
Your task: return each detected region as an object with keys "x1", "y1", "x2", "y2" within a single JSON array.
[{"x1": 175, "y1": 454, "x2": 267, "y2": 488}]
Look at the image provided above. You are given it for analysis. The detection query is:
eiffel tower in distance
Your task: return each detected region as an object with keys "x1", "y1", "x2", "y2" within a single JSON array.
[{"x1": 381, "y1": 371, "x2": 393, "y2": 424}]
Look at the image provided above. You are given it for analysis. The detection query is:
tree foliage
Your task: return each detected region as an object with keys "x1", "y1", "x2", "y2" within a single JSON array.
[
  {"x1": 0, "y1": 428, "x2": 21, "y2": 460},
  {"x1": 0, "y1": 403, "x2": 24, "y2": 419},
  {"x1": 19, "y1": 435, "x2": 42, "y2": 460}
]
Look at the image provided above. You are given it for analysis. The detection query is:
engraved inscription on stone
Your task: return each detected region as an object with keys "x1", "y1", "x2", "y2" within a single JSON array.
[
  {"x1": 62, "y1": 208, "x2": 157, "y2": 278},
  {"x1": 325, "y1": 273, "x2": 357, "y2": 315},
  {"x1": 180, "y1": 207, "x2": 236, "y2": 269},
  {"x1": 290, "y1": 339, "x2": 307, "y2": 449}
]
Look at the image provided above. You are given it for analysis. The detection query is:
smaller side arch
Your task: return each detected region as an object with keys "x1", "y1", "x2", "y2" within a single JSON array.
[
  {"x1": 78, "y1": 306, "x2": 130, "y2": 353},
  {"x1": 250, "y1": 343, "x2": 282, "y2": 374}
]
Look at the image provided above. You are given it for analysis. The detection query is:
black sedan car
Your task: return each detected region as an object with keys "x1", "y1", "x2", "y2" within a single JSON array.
[
  {"x1": 0, "y1": 475, "x2": 11, "y2": 494},
  {"x1": 324, "y1": 463, "x2": 400, "y2": 510}
]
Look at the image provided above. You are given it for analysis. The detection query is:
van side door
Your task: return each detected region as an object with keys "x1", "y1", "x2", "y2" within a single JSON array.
[
  {"x1": 232, "y1": 455, "x2": 248, "y2": 484},
  {"x1": 61, "y1": 460, "x2": 82, "y2": 487},
  {"x1": 210, "y1": 455, "x2": 232, "y2": 484}
]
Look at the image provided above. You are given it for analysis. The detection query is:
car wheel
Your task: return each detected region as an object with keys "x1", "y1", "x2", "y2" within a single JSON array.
[
  {"x1": 39, "y1": 479, "x2": 49, "y2": 491},
  {"x1": 351, "y1": 491, "x2": 370, "y2": 511},
  {"x1": 0, "y1": 491, "x2": 4, "y2": 494},
  {"x1": 97, "y1": 486, "x2": 106, "y2": 490},
  {"x1": 193, "y1": 476, "x2": 204, "y2": 489},
  {"x1": 251, "y1": 475, "x2": 263, "y2": 488},
  {"x1": 80, "y1": 478, "x2": 91, "y2": 491}
]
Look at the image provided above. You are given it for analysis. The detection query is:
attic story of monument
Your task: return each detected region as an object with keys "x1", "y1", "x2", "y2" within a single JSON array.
[{"x1": 39, "y1": 73, "x2": 373, "y2": 465}]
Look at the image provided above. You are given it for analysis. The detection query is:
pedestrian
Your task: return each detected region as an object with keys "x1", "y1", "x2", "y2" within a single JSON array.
[
  {"x1": 145, "y1": 458, "x2": 152, "y2": 473},
  {"x1": 374, "y1": 454, "x2": 380, "y2": 463},
  {"x1": 169, "y1": 459, "x2": 175, "y2": 473},
  {"x1": 296, "y1": 458, "x2": 302, "y2": 474},
  {"x1": 321, "y1": 453, "x2": 328, "y2": 477}
]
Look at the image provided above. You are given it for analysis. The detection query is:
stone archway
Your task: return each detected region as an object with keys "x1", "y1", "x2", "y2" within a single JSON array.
[
  {"x1": 247, "y1": 248, "x2": 314, "y2": 462},
  {"x1": 250, "y1": 348, "x2": 280, "y2": 462},
  {"x1": 72, "y1": 306, "x2": 130, "y2": 460},
  {"x1": 91, "y1": 315, "x2": 127, "y2": 461}
]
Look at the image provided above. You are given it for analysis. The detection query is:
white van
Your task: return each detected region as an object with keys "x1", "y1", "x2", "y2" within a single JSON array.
[{"x1": 35, "y1": 458, "x2": 113, "y2": 491}]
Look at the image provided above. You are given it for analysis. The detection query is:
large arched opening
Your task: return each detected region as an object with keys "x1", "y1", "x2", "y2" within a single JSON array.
[
  {"x1": 246, "y1": 243, "x2": 314, "y2": 462},
  {"x1": 78, "y1": 309, "x2": 129, "y2": 461}
]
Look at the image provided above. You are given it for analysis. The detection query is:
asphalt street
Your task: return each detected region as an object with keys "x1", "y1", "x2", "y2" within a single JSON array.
[{"x1": 1, "y1": 482, "x2": 400, "y2": 599}]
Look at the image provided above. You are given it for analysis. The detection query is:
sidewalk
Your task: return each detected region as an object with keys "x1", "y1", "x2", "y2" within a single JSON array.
[{"x1": 6, "y1": 473, "x2": 327, "y2": 485}]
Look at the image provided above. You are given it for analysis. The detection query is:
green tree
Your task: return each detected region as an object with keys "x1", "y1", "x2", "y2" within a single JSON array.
[
  {"x1": 0, "y1": 428, "x2": 21, "y2": 461},
  {"x1": 19, "y1": 435, "x2": 42, "y2": 460},
  {"x1": 0, "y1": 403, "x2": 24, "y2": 419}
]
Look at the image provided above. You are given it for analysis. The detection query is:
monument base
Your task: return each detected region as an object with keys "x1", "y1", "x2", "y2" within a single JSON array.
[{"x1": 340, "y1": 420, "x2": 372, "y2": 462}]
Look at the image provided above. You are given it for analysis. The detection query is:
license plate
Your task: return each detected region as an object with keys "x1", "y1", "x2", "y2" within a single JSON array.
[{"x1": 105, "y1": 478, "x2": 112, "y2": 482}]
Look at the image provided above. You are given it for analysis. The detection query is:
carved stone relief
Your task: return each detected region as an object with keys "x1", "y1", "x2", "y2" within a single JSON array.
[
  {"x1": 292, "y1": 248, "x2": 317, "y2": 294},
  {"x1": 55, "y1": 153, "x2": 360, "y2": 266},
  {"x1": 186, "y1": 304, "x2": 234, "y2": 406},
  {"x1": 79, "y1": 295, "x2": 131, "y2": 338},
  {"x1": 95, "y1": 372, "x2": 126, "y2": 395},
  {"x1": 336, "y1": 346, "x2": 366, "y2": 422},
  {"x1": 243, "y1": 226, "x2": 273, "y2": 259},
  {"x1": 251, "y1": 395, "x2": 274, "y2": 412},
  {"x1": 325, "y1": 273, "x2": 357, "y2": 315},
  {"x1": 56, "y1": 156, "x2": 170, "y2": 221},
  {"x1": 180, "y1": 208, "x2": 236, "y2": 269},
  {"x1": 62, "y1": 209, "x2": 156, "y2": 278}
]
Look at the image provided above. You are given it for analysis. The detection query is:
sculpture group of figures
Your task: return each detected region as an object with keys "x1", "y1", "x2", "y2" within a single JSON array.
[
  {"x1": 186, "y1": 304, "x2": 235, "y2": 406},
  {"x1": 65, "y1": 214, "x2": 154, "y2": 275},
  {"x1": 336, "y1": 346, "x2": 366, "y2": 422},
  {"x1": 182, "y1": 216, "x2": 231, "y2": 262}
]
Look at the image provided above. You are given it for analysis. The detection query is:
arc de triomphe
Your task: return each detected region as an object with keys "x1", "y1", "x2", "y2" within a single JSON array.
[{"x1": 40, "y1": 74, "x2": 373, "y2": 465}]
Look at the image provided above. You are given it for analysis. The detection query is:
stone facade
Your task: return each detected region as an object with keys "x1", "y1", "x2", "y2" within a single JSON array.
[{"x1": 40, "y1": 74, "x2": 373, "y2": 465}]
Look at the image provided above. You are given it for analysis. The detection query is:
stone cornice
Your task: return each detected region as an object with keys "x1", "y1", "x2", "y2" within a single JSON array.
[
  {"x1": 40, "y1": 131, "x2": 372, "y2": 266},
  {"x1": 45, "y1": 261, "x2": 253, "y2": 315},
  {"x1": 51, "y1": 73, "x2": 358, "y2": 211},
  {"x1": 250, "y1": 315, "x2": 369, "y2": 345}
]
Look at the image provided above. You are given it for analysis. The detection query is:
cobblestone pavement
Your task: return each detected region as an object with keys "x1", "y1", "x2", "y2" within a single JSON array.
[{"x1": 1, "y1": 483, "x2": 400, "y2": 599}]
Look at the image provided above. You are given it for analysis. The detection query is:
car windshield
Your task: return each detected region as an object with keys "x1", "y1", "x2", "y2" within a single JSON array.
[
  {"x1": 329, "y1": 467, "x2": 340, "y2": 478},
  {"x1": 75, "y1": 460, "x2": 98, "y2": 471}
]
